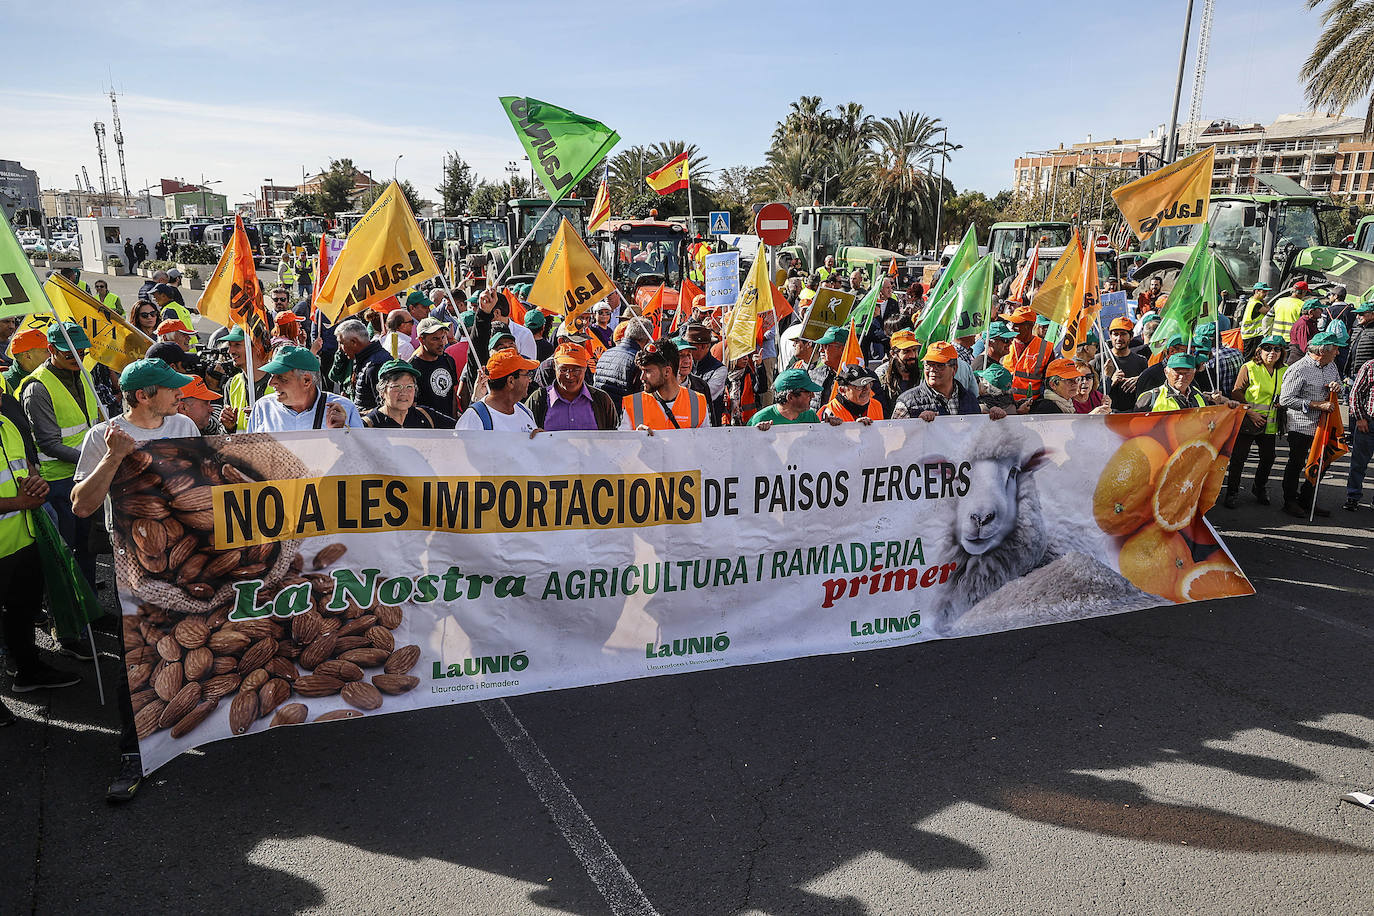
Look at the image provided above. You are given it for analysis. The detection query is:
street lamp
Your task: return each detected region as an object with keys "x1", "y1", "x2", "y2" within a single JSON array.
[
  {"x1": 139, "y1": 182, "x2": 158, "y2": 218},
  {"x1": 393, "y1": 154, "x2": 404, "y2": 183},
  {"x1": 506, "y1": 160, "x2": 520, "y2": 199},
  {"x1": 198, "y1": 174, "x2": 221, "y2": 218},
  {"x1": 913, "y1": 129, "x2": 949, "y2": 255},
  {"x1": 265, "y1": 177, "x2": 275, "y2": 217}
]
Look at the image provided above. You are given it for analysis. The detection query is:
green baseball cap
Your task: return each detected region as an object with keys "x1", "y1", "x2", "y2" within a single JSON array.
[
  {"x1": 405, "y1": 290, "x2": 428, "y2": 307},
  {"x1": 119, "y1": 357, "x2": 193, "y2": 391},
  {"x1": 489, "y1": 331, "x2": 516, "y2": 349},
  {"x1": 1308, "y1": 331, "x2": 1338, "y2": 348},
  {"x1": 1259, "y1": 334, "x2": 1286, "y2": 348},
  {"x1": 1084, "y1": 329, "x2": 1100, "y2": 345},
  {"x1": 377, "y1": 359, "x2": 420, "y2": 382},
  {"x1": 1253, "y1": 282, "x2": 1271, "y2": 291},
  {"x1": 1162, "y1": 334, "x2": 1186, "y2": 349},
  {"x1": 524, "y1": 309, "x2": 547, "y2": 330},
  {"x1": 1035, "y1": 314, "x2": 1052, "y2": 326},
  {"x1": 461, "y1": 311, "x2": 476, "y2": 329},
  {"x1": 1165, "y1": 352, "x2": 1200, "y2": 369},
  {"x1": 976, "y1": 364, "x2": 1013, "y2": 390},
  {"x1": 986, "y1": 320, "x2": 1018, "y2": 339},
  {"x1": 222, "y1": 326, "x2": 247, "y2": 342},
  {"x1": 816, "y1": 325, "x2": 848, "y2": 346},
  {"x1": 1301, "y1": 297, "x2": 1324, "y2": 312},
  {"x1": 467, "y1": 294, "x2": 480, "y2": 305},
  {"x1": 46, "y1": 321, "x2": 91, "y2": 352},
  {"x1": 1194, "y1": 322, "x2": 1217, "y2": 341},
  {"x1": 1138, "y1": 311, "x2": 1159, "y2": 324},
  {"x1": 773, "y1": 367, "x2": 822, "y2": 393},
  {"x1": 1352, "y1": 302, "x2": 1374, "y2": 314},
  {"x1": 259, "y1": 344, "x2": 321, "y2": 375}
]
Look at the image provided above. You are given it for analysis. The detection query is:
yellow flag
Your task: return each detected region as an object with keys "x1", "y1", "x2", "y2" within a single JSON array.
[
  {"x1": 315, "y1": 181, "x2": 440, "y2": 322},
  {"x1": 1029, "y1": 228, "x2": 1083, "y2": 326},
  {"x1": 723, "y1": 243, "x2": 769, "y2": 361},
  {"x1": 527, "y1": 217, "x2": 616, "y2": 324},
  {"x1": 1112, "y1": 146, "x2": 1214, "y2": 241},
  {"x1": 1061, "y1": 239, "x2": 1099, "y2": 360},
  {"x1": 21, "y1": 274, "x2": 152, "y2": 372}
]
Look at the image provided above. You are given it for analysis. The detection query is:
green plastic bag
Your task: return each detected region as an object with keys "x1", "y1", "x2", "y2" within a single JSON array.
[{"x1": 32, "y1": 508, "x2": 103, "y2": 640}]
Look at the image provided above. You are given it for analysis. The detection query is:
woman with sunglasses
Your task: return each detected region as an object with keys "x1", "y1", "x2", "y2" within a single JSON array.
[
  {"x1": 131, "y1": 302, "x2": 160, "y2": 338},
  {"x1": 1224, "y1": 334, "x2": 1288, "y2": 507},
  {"x1": 91, "y1": 280, "x2": 124, "y2": 317}
]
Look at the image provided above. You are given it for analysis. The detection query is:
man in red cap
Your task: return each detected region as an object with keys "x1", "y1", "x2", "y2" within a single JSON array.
[
  {"x1": 155, "y1": 318, "x2": 193, "y2": 351},
  {"x1": 1103, "y1": 316, "x2": 1149, "y2": 411},
  {"x1": 456, "y1": 349, "x2": 540, "y2": 432},
  {"x1": 998, "y1": 305, "x2": 1053, "y2": 408}
]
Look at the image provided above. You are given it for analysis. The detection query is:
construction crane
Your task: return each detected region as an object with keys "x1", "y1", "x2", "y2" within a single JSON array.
[
  {"x1": 110, "y1": 91, "x2": 129, "y2": 197},
  {"x1": 81, "y1": 167, "x2": 95, "y2": 194},
  {"x1": 93, "y1": 121, "x2": 110, "y2": 197},
  {"x1": 1183, "y1": 0, "x2": 1214, "y2": 155}
]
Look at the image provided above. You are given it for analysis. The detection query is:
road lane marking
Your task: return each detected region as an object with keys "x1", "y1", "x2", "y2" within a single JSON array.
[{"x1": 480, "y1": 699, "x2": 659, "y2": 916}]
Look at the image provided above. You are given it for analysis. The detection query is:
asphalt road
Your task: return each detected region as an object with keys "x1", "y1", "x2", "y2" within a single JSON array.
[{"x1": 4, "y1": 279, "x2": 1374, "y2": 914}]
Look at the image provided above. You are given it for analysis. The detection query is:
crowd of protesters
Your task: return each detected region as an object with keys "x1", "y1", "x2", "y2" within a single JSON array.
[{"x1": 1, "y1": 246, "x2": 1372, "y2": 805}]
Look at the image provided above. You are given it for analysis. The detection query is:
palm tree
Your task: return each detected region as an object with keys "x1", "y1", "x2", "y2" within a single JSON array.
[
  {"x1": 608, "y1": 145, "x2": 654, "y2": 202},
  {"x1": 1302, "y1": 0, "x2": 1374, "y2": 137},
  {"x1": 832, "y1": 102, "x2": 875, "y2": 145},
  {"x1": 858, "y1": 113, "x2": 959, "y2": 249}
]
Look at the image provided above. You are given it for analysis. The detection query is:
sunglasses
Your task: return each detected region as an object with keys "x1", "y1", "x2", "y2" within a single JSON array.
[{"x1": 1259, "y1": 345, "x2": 1281, "y2": 352}]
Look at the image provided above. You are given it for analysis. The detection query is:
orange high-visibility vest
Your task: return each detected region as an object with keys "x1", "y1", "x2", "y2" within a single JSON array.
[
  {"x1": 1002, "y1": 336, "x2": 1052, "y2": 402},
  {"x1": 623, "y1": 388, "x2": 708, "y2": 430},
  {"x1": 821, "y1": 397, "x2": 884, "y2": 422}
]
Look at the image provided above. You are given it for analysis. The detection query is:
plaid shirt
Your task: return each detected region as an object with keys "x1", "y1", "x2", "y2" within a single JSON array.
[
  {"x1": 1280, "y1": 354, "x2": 1341, "y2": 435},
  {"x1": 1199, "y1": 345, "x2": 1244, "y2": 395},
  {"x1": 1351, "y1": 358, "x2": 1374, "y2": 424}
]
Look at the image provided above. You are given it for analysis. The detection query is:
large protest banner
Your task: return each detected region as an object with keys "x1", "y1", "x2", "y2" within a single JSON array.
[{"x1": 111, "y1": 408, "x2": 1251, "y2": 773}]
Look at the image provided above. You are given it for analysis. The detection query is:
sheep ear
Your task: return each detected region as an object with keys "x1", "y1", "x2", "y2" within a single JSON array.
[{"x1": 1022, "y1": 447, "x2": 1052, "y2": 473}]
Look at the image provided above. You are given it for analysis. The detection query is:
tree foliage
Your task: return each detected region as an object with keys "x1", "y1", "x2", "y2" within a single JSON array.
[
  {"x1": 1302, "y1": 0, "x2": 1374, "y2": 139},
  {"x1": 316, "y1": 159, "x2": 360, "y2": 217},
  {"x1": 355, "y1": 179, "x2": 424, "y2": 214},
  {"x1": 436, "y1": 152, "x2": 475, "y2": 215},
  {"x1": 284, "y1": 193, "x2": 322, "y2": 217}
]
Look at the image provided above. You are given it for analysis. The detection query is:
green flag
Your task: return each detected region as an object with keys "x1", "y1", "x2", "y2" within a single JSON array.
[
  {"x1": 949, "y1": 254, "x2": 995, "y2": 340},
  {"x1": 923, "y1": 224, "x2": 979, "y2": 308},
  {"x1": 500, "y1": 97, "x2": 620, "y2": 204},
  {"x1": 1151, "y1": 224, "x2": 1217, "y2": 352},
  {"x1": 0, "y1": 208, "x2": 49, "y2": 320},
  {"x1": 912, "y1": 279, "x2": 958, "y2": 348},
  {"x1": 847, "y1": 281, "x2": 883, "y2": 341}
]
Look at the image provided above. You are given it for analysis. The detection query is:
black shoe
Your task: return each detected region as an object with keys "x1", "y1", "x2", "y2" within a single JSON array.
[
  {"x1": 1345, "y1": 497, "x2": 1361, "y2": 512},
  {"x1": 106, "y1": 754, "x2": 143, "y2": 804},
  {"x1": 55, "y1": 637, "x2": 94, "y2": 661},
  {"x1": 1223, "y1": 494, "x2": 1239, "y2": 509},
  {"x1": 0, "y1": 699, "x2": 14, "y2": 727},
  {"x1": 1282, "y1": 500, "x2": 1307, "y2": 518},
  {"x1": 1252, "y1": 488, "x2": 1271, "y2": 506},
  {"x1": 11, "y1": 662, "x2": 81, "y2": 693}
]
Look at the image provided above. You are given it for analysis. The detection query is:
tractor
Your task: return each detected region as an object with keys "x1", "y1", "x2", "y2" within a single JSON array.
[
  {"x1": 485, "y1": 198, "x2": 588, "y2": 284},
  {"x1": 593, "y1": 215, "x2": 690, "y2": 313},
  {"x1": 777, "y1": 205, "x2": 905, "y2": 284},
  {"x1": 987, "y1": 221, "x2": 1073, "y2": 284}
]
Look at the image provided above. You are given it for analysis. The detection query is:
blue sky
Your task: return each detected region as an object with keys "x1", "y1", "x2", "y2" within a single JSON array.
[{"x1": 0, "y1": 0, "x2": 1331, "y2": 205}]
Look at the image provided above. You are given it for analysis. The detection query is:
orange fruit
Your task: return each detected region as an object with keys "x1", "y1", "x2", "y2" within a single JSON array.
[
  {"x1": 1178, "y1": 557, "x2": 1253, "y2": 602},
  {"x1": 1167, "y1": 408, "x2": 1223, "y2": 451},
  {"x1": 1094, "y1": 436, "x2": 1169, "y2": 535},
  {"x1": 1196, "y1": 452, "x2": 1228, "y2": 515},
  {"x1": 1106, "y1": 413, "x2": 1169, "y2": 447},
  {"x1": 1152, "y1": 439, "x2": 1219, "y2": 532},
  {"x1": 1118, "y1": 525, "x2": 1192, "y2": 601}
]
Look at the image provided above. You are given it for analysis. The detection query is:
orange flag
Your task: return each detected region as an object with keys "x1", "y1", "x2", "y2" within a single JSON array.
[
  {"x1": 1061, "y1": 240, "x2": 1099, "y2": 360},
  {"x1": 502, "y1": 288, "x2": 527, "y2": 324},
  {"x1": 199, "y1": 213, "x2": 270, "y2": 345},
  {"x1": 840, "y1": 318, "x2": 863, "y2": 367},
  {"x1": 675, "y1": 276, "x2": 705, "y2": 333},
  {"x1": 1009, "y1": 244, "x2": 1039, "y2": 304},
  {"x1": 888, "y1": 258, "x2": 898, "y2": 277},
  {"x1": 768, "y1": 282, "x2": 794, "y2": 322},
  {"x1": 310, "y1": 233, "x2": 329, "y2": 317},
  {"x1": 1305, "y1": 390, "x2": 1349, "y2": 485},
  {"x1": 640, "y1": 283, "x2": 665, "y2": 337}
]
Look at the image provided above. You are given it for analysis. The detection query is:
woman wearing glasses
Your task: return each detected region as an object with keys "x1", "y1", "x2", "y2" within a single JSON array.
[
  {"x1": 130, "y1": 302, "x2": 160, "y2": 338},
  {"x1": 361, "y1": 360, "x2": 455, "y2": 429},
  {"x1": 1224, "y1": 334, "x2": 1288, "y2": 508},
  {"x1": 91, "y1": 280, "x2": 123, "y2": 316}
]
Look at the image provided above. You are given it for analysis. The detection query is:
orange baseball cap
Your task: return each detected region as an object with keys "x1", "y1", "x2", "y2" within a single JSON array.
[
  {"x1": 999, "y1": 306, "x2": 1037, "y2": 325},
  {"x1": 1109, "y1": 317, "x2": 1135, "y2": 333},
  {"x1": 9, "y1": 327, "x2": 48, "y2": 354},
  {"x1": 275, "y1": 311, "x2": 299, "y2": 327},
  {"x1": 890, "y1": 329, "x2": 919, "y2": 350},
  {"x1": 1045, "y1": 358, "x2": 1089, "y2": 380},
  {"x1": 373, "y1": 296, "x2": 403, "y2": 314},
  {"x1": 613, "y1": 322, "x2": 629, "y2": 343},
  {"x1": 553, "y1": 343, "x2": 589, "y2": 367},
  {"x1": 156, "y1": 318, "x2": 192, "y2": 335},
  {"x1": 923, "y1": 341, "x2": 959, "y2": 364},
  {"x1": 486, "y1": 349, "x2": 539, "y2": 379},
  {"x1": 179, "y1": 374, "x2": 221, "y2": 401}
]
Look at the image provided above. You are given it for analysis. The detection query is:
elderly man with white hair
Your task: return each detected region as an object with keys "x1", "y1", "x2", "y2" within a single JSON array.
[
  {"x1": 335, "y1": 318, "x2": 389, "y2": 410},
  {"x1": 1279, "y1": 331, "x2": 1343, "y2": 518},
  {"x1": 246, "y1": 345, "x2": 362, "y2": 432}
]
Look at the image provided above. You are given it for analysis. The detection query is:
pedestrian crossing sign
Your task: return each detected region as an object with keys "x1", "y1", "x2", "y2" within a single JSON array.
[{"x1": 709, "y1": 211, "x2": 730, "y2": 235}]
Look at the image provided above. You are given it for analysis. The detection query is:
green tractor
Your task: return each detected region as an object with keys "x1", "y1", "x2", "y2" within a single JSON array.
[
  {"x1": 778, "y1": 205, "x2": 905, "y2": 283},
  {"x1": 987, "y1": 221, "x2": 1073, "y2": 284},
  {"x1": 1130, "y1": 174, "x2": 1374, "y2": 307},
  {"x1": 441, "y1": 216, "x2": 511, "y2": 288},
  {"x1": 486, "y1": 198, "x2": 588, "y2": 284}
]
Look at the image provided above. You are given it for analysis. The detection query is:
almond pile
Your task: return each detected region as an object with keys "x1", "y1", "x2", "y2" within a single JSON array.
[
  {"x1": 123, "y1": 543, "x2": 421, "y2": 742},
  {"x1": 111, "y1": 440, "x2": 281, "y2": 601}
]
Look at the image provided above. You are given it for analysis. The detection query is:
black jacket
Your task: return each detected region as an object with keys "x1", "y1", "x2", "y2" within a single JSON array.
[{"x1": 349, "y1": 340, "x2": 390, "y2": 411}]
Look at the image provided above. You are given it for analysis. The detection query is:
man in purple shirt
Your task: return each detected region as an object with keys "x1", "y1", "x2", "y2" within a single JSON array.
[{"x1": 524, "y1": 342, "x2": 619, "y2": 430}]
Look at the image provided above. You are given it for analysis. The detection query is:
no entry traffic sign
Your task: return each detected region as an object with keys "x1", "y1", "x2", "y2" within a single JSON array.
[{"x1": 755, "y1": 203, "x2": 793, "y2": 247}]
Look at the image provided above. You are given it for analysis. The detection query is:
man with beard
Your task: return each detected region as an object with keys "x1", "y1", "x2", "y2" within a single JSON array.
[{"x1": 621, "y1": 338, "x2": 709, "y2": 431}]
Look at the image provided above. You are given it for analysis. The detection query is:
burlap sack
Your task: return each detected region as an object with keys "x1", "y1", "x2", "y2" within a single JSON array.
[{"x1": 113, "y1": 433, "x2": 309, "y2": 617}]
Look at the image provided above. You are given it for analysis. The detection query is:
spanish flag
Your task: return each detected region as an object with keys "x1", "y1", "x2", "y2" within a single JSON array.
[
  {"x1": 588, "y1": 165, "x2": 611, "y2": 233},
  {"x1": 646, "y1": 152, "x2": 689, "y2": 196}
]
